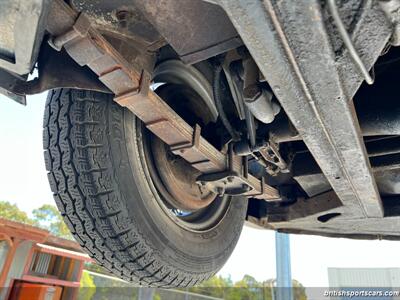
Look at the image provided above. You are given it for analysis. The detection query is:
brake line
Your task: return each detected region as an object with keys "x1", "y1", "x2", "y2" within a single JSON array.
[{"x1": 328, "y1": 0, "x2": 374, "y2": 85}]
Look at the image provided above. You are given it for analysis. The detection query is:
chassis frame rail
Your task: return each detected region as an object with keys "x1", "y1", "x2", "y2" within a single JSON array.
[{"x1": 212, "y1": 0, "x2": 389, "y2": 218}]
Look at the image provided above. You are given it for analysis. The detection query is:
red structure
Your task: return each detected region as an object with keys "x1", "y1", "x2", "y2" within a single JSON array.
[{"x1": 0, "y1": 218, "x2": 91, "y2": 299}]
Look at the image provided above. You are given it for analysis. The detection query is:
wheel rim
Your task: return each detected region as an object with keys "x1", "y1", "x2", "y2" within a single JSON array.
[{"x1": 140, "y1": 60, "x2": 231, "y2": 232}]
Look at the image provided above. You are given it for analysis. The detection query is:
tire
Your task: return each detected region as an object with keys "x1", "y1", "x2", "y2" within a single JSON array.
[{"x1": 43, "y1": 88, "x2": 248, "y2": 287}]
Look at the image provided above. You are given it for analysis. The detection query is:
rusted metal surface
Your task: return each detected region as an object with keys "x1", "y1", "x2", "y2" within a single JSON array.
[
  {"x1": 0, "y1": 0, "x2": 51, "y2": 75},
  {"x1": 151, "y1": 136, "x2": 217, "y2": 211},
  {"x1": 118, "y1": 86, "x2": 278, "y2": 199},
  {"x1": 264, "y1": 192, "x2": 343, "y2": 223},
  {"x1": 132, "y1": 0, "x2": 242, "y2": 64},
  {"x1": 70, "y1": 0, "x2": 164, "y2": 50},
  {"x1": 0, "y1": 68, "x2": 26, "y2": 104},
  {"x1": 70, "y1": 0, "x2": 242, "y2": 64},
  {"x1": 0, "y1": 0, "x2": 51, "y2": 103},
  {"x1": 11, "y1": 45, "x2": 110, "y2": 95},
  {"x1": 258, "y1": 142, "x2": 288, "y2": 175},
  {"x1": 293, "y1": 149, "x2": 400, "y2": 199},
  {"x1": 116, "y1": 80, "x2": 227, "y2": 174},
  {"x1": 270, "y1": 95, "x2": 400, "y2": 143},
  {"x1": 215, "y1": 0, "x2": 387, "y2": 218},
  {"x1": 46, "y1": 0, "x2": 279, "y2": 201},
  {"x1": 266, "y1": 194, "x2": 400, "y2": 240},
  {"x1": 380, "y1": 0, "x2": 400, "y2": 46}
]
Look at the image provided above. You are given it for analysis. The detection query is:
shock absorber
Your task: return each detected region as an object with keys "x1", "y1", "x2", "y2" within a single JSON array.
[{"x1": 242, "y1": 56, "x2": 280, "y2": 124}]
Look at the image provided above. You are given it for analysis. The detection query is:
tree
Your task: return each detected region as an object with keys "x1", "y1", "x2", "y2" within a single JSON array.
[
  {"x1": 78, "y1": 271, "x2": 96, "y2": 300},
  {"x1": 0, "y1": 201, "x2": 35, "y2": 225},
  {"x1": 32, "y1": 204, "x2": 72, "y2": 239},
  {"x1": 188, "y1": 275, "x2": 264, "y2": 300},
  {"x1": 231, "y1": 275, "x2": 260, "y2": 300},
  {"x1": 189, "y1": 275, "x2": 230, "y2": 298},
  {"x1": 187, "y1": 275, "x2": 307, "y2": 300},
  {"x1": 0, "y1": 200, "x2": 73, "y2": 239},
  {"x1": 292, "y1": 279, "x2": 307, "y2": 300}
]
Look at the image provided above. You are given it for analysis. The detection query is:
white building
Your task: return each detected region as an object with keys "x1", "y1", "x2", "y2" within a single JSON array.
[{"x1": 327, "y1": 268, "x2": 400, "y2": 300}]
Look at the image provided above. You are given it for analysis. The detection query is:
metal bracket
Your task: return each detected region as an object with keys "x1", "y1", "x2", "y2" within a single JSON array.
[
  {"x1": 233, "y1": 139, "x2": 289, "y2": 175},
  {"x1": 259, "y1": 142, "x2": 289, "y2": 175},
  {"x1": 171, "y1": 124, "x2": 201, "y2": 154},
  {"x1": 114, "y1": 70, "x2": 151, "y2": 107},
  {"x1": 49, "y1": 13, "x2": 91, "y2": 51},
  {"x1": 197, "y1": 171, "x2": 253, "y2": 196}
]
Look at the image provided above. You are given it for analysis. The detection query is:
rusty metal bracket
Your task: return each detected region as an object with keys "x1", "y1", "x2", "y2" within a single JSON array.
[
  {"x1": 114, "y1": 70, "x2": 151, "y2": 106},
  {"x1": 170, "y1": 124, "x2": 201, "y2": 154},
  {"x1": 169, "y1": 124, "x2": 213, "y2": 170},
  {"x1": 49, "y1": 13, "x2": 91, "y2": 51},
  {"x1": 46, "y1": 0, "x2": 280, "y2": 201},
  {"x1": 197, "y1": 171, "x2": 253, "y2": 196},
  {"x1": 197, "y1": 145, "x2": 272, "y2": 198},
  {"x1": 259, "y1": 142, "x2": 289, "y2": 175}
]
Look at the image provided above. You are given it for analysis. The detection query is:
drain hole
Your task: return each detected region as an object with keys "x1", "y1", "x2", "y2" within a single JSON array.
[{"x1": 317, "y1": 212, "x2": 341, "y2": 223}]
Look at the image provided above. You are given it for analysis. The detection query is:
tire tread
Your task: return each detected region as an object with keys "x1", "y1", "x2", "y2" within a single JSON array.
[{"x1": 43, "y1": 89, "x2": 203, "y2": 286}]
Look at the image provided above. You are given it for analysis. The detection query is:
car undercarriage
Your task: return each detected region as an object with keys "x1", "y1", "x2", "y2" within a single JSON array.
[{"x1": 2, "y1": 0, "x2": 400, "y2": 287}]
